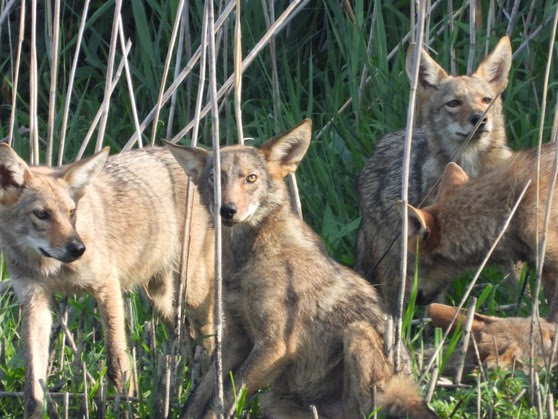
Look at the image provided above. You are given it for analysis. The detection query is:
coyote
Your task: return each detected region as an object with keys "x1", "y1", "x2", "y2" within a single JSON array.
[
  {"x1": 356, "y1": 37, "x2": 513, "y2": 311},
  {"x1": 428, "y1": 303, "x2": 557, "y2": 374},
  {"x1": 0, "y1": 145, "x2": 214, "y2": 417},
  {"x1": 403, "y1": 143, "x2": 558, "y2": 320},
  {"x1": 166, "y1": 120, "x2": 435, "y2": 419}
]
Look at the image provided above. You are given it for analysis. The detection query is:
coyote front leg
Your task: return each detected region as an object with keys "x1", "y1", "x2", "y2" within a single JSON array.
[
  {"x1": 94, "y1": 279, "x2": 133, "y2": 395},
  {"x1": 17, "y1": 284, "x2": 52, "y2": 418}
]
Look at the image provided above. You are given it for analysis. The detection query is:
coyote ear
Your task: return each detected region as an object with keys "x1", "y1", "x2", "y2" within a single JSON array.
[
  {"x1": 407, "y1": 44, "x2": 448, "y2": 94},
  {"x1": 470, "y1": 312, "x2": 498, "y2": 331},
  {"x1": 399, "y1": 202, "x2": 437, "y2": 246},
  {"x1": 435, "y1": 162, "x2": 469, "y2": 201},
  {"x1": 0, "y1": 144, "x2": 33, "y2": 205},
  {"x1": 165, "y1": 141, "x2": 209, "y2": 185},
  {"x1": 63, "y1": 147, "x2": 109, "y2": 200},
  {"x1": 259, "y1": 119, "x2": 312, "y2": 177},
  {"x1": 474, "y1": 36, "x2": 512, "y2": 92},
  {"x1": 429, "y1": 303, "x2": 465, "y2": 333}
]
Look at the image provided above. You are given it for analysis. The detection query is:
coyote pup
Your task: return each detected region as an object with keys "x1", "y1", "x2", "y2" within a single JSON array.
[
  {"x1": 356, "y1": 37, "x2": 513, "y2": 311},
  {"x1": 404, "y1": 143, "x2": 558, "y2": 320},
  {"x1": 0, "y1": 145, "x2": 214, "y2": 417},
  {"x1": 429, "y1": 303, "x2": 557, "y2": 374},
  {"x1": 167, "y1": 120, "x2": 434, "y2": 418}
]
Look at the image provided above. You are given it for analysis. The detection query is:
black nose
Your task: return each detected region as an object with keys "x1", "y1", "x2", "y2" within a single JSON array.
[
  {"x1": 220, "y1": 205, "x2": 237, "y2": 220},
  {"x1": 470, "y1": 113, "x2": 487, "y2": 127},
  {"x1": 66, "y1": 239, "x2": 86, "y2": 258}
]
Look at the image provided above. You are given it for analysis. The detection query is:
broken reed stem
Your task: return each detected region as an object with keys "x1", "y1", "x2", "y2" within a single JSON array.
[
  {"x1": 394, "y1": 0, "x2": 425, "y2": 372},
  {"x1": 58, "y1": 0, "x2": 90, "y2": 166},
  {"x1": 506, "y1": 0, "x2": 521, "y2": 37},
  {"x1": 150, "y1": 0, "x2": 185, "y2": 146},
  {"x1": 234, "y1": 0, "x2": 244, "y2": 144},
  {"x1": 76, "y1": 41, "x2": 131, "y2": 161},
  {"x1": 419, "y1": 179, "x2": 532, "y2": 384},
  {"x1": 125, "y1": 0, "x2": 236, "y2": 149},
  {"x1": 453, "y1": 297, "x2": 477, "y2": 385},
  {"x1": 117, "y1": 15, "x2": 143, "y2": 149},
  {"x1": 95, "y1": 0, "x2": 122, "y2": 153},
  {"x1": 30, "y1": 0, "x2": 39, "y2": 164},
  {"x1": 45, "y1": 0, "x2": 60, "y2": 167},
  {"x1": 169, "y1": 0, "x2": 311, "y2": 144},
  {"x1": 207, "y1": 0, "x2": 225, "y2": 416},
  {"x1": 7, "y1": 0, "x2": 25, "y2": 147},
  {"x1": 166, "y1": 3, "x2": 189, "y2": 140}
]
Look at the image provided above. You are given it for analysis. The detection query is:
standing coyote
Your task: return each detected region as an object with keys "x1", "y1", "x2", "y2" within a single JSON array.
[
  {"x1": 403, "y1": 143, "x2": 558, "y2": 320},
  {"x1": 356, "y1": 37, "x2": 513, "y2": 311},
  {"x1": 0, "y1": 145, "x2": 214, "y2": 417},
  {"x1": 428, "y1": 303, "x2": 557, "y2": 374},
  {"x1": 167, "y1": 120, "x2": 435, "y2": 418}
]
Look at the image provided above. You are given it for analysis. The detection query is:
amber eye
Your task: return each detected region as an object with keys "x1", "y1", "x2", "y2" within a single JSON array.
[
  {"x1": 482, "y1": 97, "x2": 492, "y2": 104},
  {"x1": 69, "y1": 208, "x2": 76, "y2": 218},
  {"x1": 446, "y1": 99, "x2": 460, "y2": 107},
  {"x1": 246, "y1": 174, "x2": 258, "y2": 183},
  {"x1": 33, "y1": 209, "x2": 49, "y2": 220}
]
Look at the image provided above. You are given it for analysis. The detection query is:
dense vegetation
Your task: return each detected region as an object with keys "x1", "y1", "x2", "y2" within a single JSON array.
[{"x1": 0, "y1": 0, "x2": 557, "y2": 417}]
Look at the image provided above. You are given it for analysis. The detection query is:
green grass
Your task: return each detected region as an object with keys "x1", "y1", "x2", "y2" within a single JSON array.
[{"x1": 1, "y1": 0, "x2": 558, "y2": 416}]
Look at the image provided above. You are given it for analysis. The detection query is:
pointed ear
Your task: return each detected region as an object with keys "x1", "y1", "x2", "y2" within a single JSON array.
[
  {"x1": 407, "y1": 44, "x2": 448, "y2": 95},
  {"x1": 470, "y1": 312, "x2": 498, "y2": 331},
  {"x1": 0, "y1": 144, "x2": 32, "y2": 205},
  {"x1": 398, "y1": 202, "x2": 432, "y2": 238},
  {"x1": 164, "y1": 141, "x2": 210, "y2": 184},
  {"x1": 474, "y1": 36, "x2": 512, "y2": 92},
  {"x1": 429, "y1": 303, "x2": 464, "y2": 332},
  {"x1": 435, "y1": 162, "x2": 469, "y2": 201},
  {"x1": 63, "y1": 147, "x2": 109, "y2": 199},
  {"x1": 258, "y1": 119, "x2": 312, "y2": 177}
]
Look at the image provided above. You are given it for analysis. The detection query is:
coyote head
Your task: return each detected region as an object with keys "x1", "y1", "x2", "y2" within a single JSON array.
[
  {"x1": 409, "y1": 37, "x2": 512, "y2": 168},
  {"x1": 0, "y1": 145, "x2": 108, "y2": 264},
  {"x1": 167, "y1": 120, "x2": 312, "y2": 228}
]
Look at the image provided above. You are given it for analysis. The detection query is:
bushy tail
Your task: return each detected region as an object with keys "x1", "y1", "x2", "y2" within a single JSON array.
[{"x1": 377, "y1": 374, "x2": 437, "y2": 418}]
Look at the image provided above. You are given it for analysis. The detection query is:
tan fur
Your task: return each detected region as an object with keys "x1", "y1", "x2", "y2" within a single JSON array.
[
  {"x1": 429, "y1": 303, "x2": 557, "y2": 374},
  {"x1": 0, "y1": 145, "x2": 214, "y2": 417},
  {"x1": 406, "y1": 143, "x2": 558, "y2": 321},
  {"x1": 356, "y1": 37, "x2": 513, "y2": 312},
  {"x1": 167, "y1": 120, "x2": 435, "y2": 419}
]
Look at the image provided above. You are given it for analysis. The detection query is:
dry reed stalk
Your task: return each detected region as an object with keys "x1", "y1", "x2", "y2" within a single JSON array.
[
  {"x1": 419, "y1": 180, "x2": 532, "y2": 383},
  {"x1": 410, "y1": 0, "x2": 415, "y2": 43},
  {"x1": 169, "y1": 0, "x2": 311, "y2": 144},
  {"x1": 370, "y1": 384, "x2": 377, "y2": 419},
  {"x1": 0, "y1": 0, "x2": 16, "y2": 26},
  {"x1": 30, "y1": 0, "x2": 39, "y2": 164},
  {"x1": 234, "y1": 0, "x2": 244, "y2": 144},
  {"x1": 118, "y1": 16, "x2": 143, "y2": 149},
  {"x1": 310, "y1": 404, "x2": 318, "y2": 419},
  {"x1": 394, "y1": 0, "x2": 425, "y2": 372},
  {"x1": 506, "y1": 0, "x2": 521, "y2": 36},
  {"x1": 166, "y1": 3, "x2": 189, "y2": 140},
  {"x1": 358, "y1": 3, "x2": 377, "y2": 110},
  {"x1": 95, "y1": 0, "x2": 122, "y2": 152},
  {"x1": 453, "y1": 297, "x2": 477, "y2": 385},
  {"x1": 0, "y1": 391, "x2": 140, "y2": 402},
  {"x1": 262, "y1": 0, "x2": 280, "y2": 125},
  {"x1": 58, "y1": 0, "x2": 90, "y2": 166},
  {"x1": 424, "y1": 0, "x2": 431, "y2": 46},
  {"x1": 124, "y1": 0, "x2": 236, "y2": 150},
  {"x1": 207, "y1": 0, "x2": 225, "y2": 416},
  {"x1": 63, "y1": 391, "x2": 69, "y2": 419},
  {"x1": 83, "y1": 361, "x2": 89, "y2": 419},
  {"x1": 46, "y1": 0, "x2": 60, "y2": 166},
  {"x1": 530, "y1": 6, "x2": 558, "y2": 399},
  {"x1": 76, "y1": 41, "x2": 131, "y2": 161},
  {"x1": 476, "y1": 373, "x2": 481, "y2": 417},
  {"x1": 150, "y1": 0, "x2": 185, "y2": 146},
  {"x1": 467, "y1": 0, "x2": 476, "y2": 74},
  {"x1": 163, "y1": 355, "x2": 172, "y2": 418},
  {"x1": 485, "y1": 0, "x2": 495, "y2": 56},
  {"x1": 58, "y1": 301, "x2": 69, "y2": 378},
  {"x1": 424, "y1": 364, "x2": 438, "y2": 403},
  {"x1": 513, "y1": 13, "x2": 556, "y2": 59},
  {"x1": 449, "y1": 0, "x2": 456, "y2": 74}
]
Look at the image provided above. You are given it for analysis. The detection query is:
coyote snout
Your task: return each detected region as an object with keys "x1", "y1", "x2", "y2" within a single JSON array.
[{"x1": 39, "y1": 235, "x2": 85, "y2": 263}]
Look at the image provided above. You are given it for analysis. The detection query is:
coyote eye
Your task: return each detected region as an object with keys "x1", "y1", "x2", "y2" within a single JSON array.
[
  {"x1": 69, "y1": 208, "x2": 76, "y2": 218},
  {"x1": 482, "y1": 97, "x2": 492, "y2": 104},
  {"x1": 33, "y1": 209, "x2": 49, "y2": 220},
  {"x1": 446, "y1": 99, "x2": 460, "y2": 108},
  {"x1": 246, "y1": 174, "x2": 258, "y2": 184}
]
